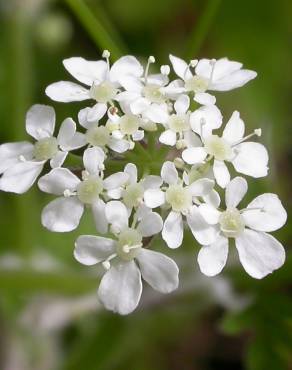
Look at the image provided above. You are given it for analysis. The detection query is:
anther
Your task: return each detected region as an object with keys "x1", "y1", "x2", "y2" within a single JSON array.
[
  {"x1": 102, "y1": 50, "x2": 110, "y2": 58},
  {"x1": 82, "y1": 170, "x2": 90, "y2": 180},
  {"x1": 160, "y1": 65, "x2": 170, "y2": 75},
  {"x1": 190, "y1": 59, "x2": 198, "y2": 67},
  {"x1": 19, "y1": 155, "x2": 26, "y2": 162},
  {"x1": 102, "y1": 260, "x2": 111, "y2": 270}
]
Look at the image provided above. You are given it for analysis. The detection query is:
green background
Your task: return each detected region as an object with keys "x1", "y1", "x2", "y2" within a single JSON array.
[{"x1": 0, "y1": 0, "x2": 291, "y2": 369}]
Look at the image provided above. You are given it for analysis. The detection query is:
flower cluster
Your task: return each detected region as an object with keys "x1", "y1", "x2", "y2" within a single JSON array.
[{"x1": 0, "y1": 51, "x2": 287, "y2": 314}]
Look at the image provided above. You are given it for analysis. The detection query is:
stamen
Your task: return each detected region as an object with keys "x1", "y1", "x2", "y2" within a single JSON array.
[
  {"x1": 122, "y1": 243, "x2": 142, "y2": 254},
  {"x1": 102, "y1": 50, "x2": 111, "y2": 74},
  {"x1": 160, "y1": 65, "x2": 170, "y2": 76},
  {"x1": 63, "y1": 189, "x2": 75, "y2": 197},
  {"x1": 240, "y1": 206, "x2": 264, "y2": 213},
  {"x1": 82, "y1": 170, "x2": 90, "y2": 180},
  {"x1": 232, "y1": 129, "x2": 262, "y2": 147},
  {"x1": 144, "y1": 56, "x2": 155, "y2": 83},
  {"x1": 190, "y1": 59, "x2": 198, "y2": 68},
  {"x1": 101, "y1": 253, "x2": 117, "y2": 270}
]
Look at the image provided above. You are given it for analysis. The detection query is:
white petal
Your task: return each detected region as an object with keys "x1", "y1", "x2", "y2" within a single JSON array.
[
  {"x1": 57, "y1": 118, "x2": 76, "y2": 147},
  {"x1": 130, "y1": 97, "x2": 150, "y2": 114},
  {"x1": 136, "y1": 249, "x2": 179, "y2": 293},
  {"x1": 0, "y1": 142, "x2": 33, "y2": 173},
  {"x1": 159, "y1": 130, "x2": 177, "y2": 146},
  {"x1": 198, "y1": 203, "x2": 221, "y2": 224},
  {"x1": 137, "y1": 212, "x2": 163, "y2": 237},
  {"x1": 108, "y1": 137, "x2": 130, "y2": 153},
  {"x1": 78, "y1": 104, "x2": 107, "y2": 128},
  {"x1": 194, "y1": 92, "x2": 216, "y2": 106},
  {"x1": 197, "y1": 236, "x2": 229, "y2": 276},
  {"x1": 124, "y1": 163, "x2": 137, "y2": 184},
  {"x1": 210, "y1": 69, "x2": 257, "y2": 91},
  {"x1": 186, "y1": 205, "x2": 220, "y2": 245},
  {"x1": 144, "y1": 188, "x2": 165, "y2": 208},
  {"x1": 232, "y1": 142, "x2": 268, "y2": 178},
  {"x1": 50, "y1": 151, "x2": 67, "y2": 168},
  {"x1": 188, "y1": 178, "x2": 214, "y2": 196},
  {"x1": 92, "y1": 199, "x2": 108, "y2": 234},
  {"x1": 119, "y1": 75, "x2": 143, "y2": 93},
  {"x1": 225, "y1": 176, "x2": 247, "y2": 208},
  {"x1": 161, "y1": 161, "x2": 178, "y2": 185},
  {"x1": 190, "y1": 105, "x2": 223, "y2": 137},
  {"x1": 74, "y1": 235, "x2": 116, "y2": 265},
  {"x1": 196, "y1": 58, "x2": 242, "y2": 80},
  {"x1": 63, "y1": 57, "x2": 107, "y2": 86},
  {"x1": 0, "y1": 161, "x2": 43, "y2": 194},
  {"x1": 243, "y1": 193, "x2": 287, "y2": 232},
  {"x1": 107, "y1": 187, "x2": 123, "y2": 200},
  {"x1": 142, "y1": 175, "x2": 162, "y2": 190},
  {"x1": 174, "y1": 94, "x2": 190, "y2": 114},
  {"x1": 26, "y1": 104, "x2": 55, "y2": 140},
  {"x1": 103, "y1": 172, "x2": 129, "y2": 190},
  {"x1": 213, "y1": 160, "x2": 230, "y2": 188},
  {"x1": 184, "y1": 131, "x2": 202, "y2": 148},
  {"x1": 182, "y1": 147, "x2": 207, "y2": 164},
  {"x1": 162, "y1": 211, "x2": 183, "y2": 248},
  {"x1": 38, "y1": 168, "x2": 80, "y2": 195},
  {"x1": 132, "y1": 130, "x2": 144, "y2": 141},
  {"x1": 45, "y1": 81, "x2": 90, "y2": 102},
  {"x1": 98, "y1": 261, "x2": 142, "y2": 315},
  {"x1": 203, "y1": 189, "x2": 221, "y2": 208},
  {"x1": 83, "y1": 147, "x2": 105, "y2": 174},
  {"x1": 222, "y1": 111, "x2": 245, "y2": 143},
  {"x1": 143, "y1": 104, "x2": 168, "y2": 124},
  {"x1": 235, "y1": 229, "x2": 285, "y2": 279},
  {"x1": 105, "y1": 201, "x2": 129, "y2": 231},
  {"x1": 169, "y1": 54, "x2": 192, "y2": 80},
  {"x1": 41, "y1": 197, "x2": 84, "y2": 232},
  {"x1": 115, "y1": 91, "x2": 140, "y2": 103},
  {"x1": 63, "y1": 133, "x2": 86, "y2": 151},
  {"x1": 110, "y1": 56, "x2": 143, "y2": 82}
]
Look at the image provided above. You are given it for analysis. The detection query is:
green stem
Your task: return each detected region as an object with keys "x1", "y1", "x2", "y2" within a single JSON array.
[
  {"x1": 185, "y1": 0, "x2": 221, "y2": 58},
  {"x1": 64, "y1": 0, "x2": 126, "y2": 60}
]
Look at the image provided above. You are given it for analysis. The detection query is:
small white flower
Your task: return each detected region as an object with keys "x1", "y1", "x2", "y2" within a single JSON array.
[
  {"x1": 38, "y1": 147, "x2": 129, "y2": 232},
  {"x1": 78, "y1": 106, "x2": 132, "y2": 154},
  {"x1": 116, "y1": 56, "x2": 170, "y2": 123},
  {"x1": 168, "y1": 54, "x2": 257, "y2": 104},
  {"x1": 74, "y1": 201, "x2": 179, "y2": 314},
  {"x1": 107, "y1": 163, "x2": 163, "y2": 210},
  {"x1": 197, "y1": 177, "x2": 287, "y2": 279},
  {"x1": 182, "y1": 109, "x2": 268, "y2": 188},
  {"x1": 144, "y1": 161, "x2": 216, "y2": 248},
  {"x1": 45, "y1": 54, "x2": 143, "y2": 119},
  {"x1": 0, "y1": 104, "x2": 85, "y2": 194}
]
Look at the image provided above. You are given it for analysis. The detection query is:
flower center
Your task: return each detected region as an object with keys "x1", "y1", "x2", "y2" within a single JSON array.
[
  {"x1": 117, "y1": 228, "x2": 142, "y2": 261},
  {"x1": 166, "y1": 184, "x2": 192, "y2": 212},
  {"x1": 185, "y1": 75, "x2": 209, "y2": 93},
  {"x1": 142, "y1": 84, "x2": 164, "y2": 103},
  {"x1": 168, "y1": 114, "x2": 189, "y2": 133},
  {"x1": 33, "y1": 137, "x2": 58, "y2": 161},
  {"x1": 76, "y1": 176, "x2": 103, "y2": 204},
  {"x1": 204, "y1": 135, "x2": 233, "y2": 161},
  {"x1": 122, "y1": 183, "x2": 144, "y2": 208},
  {"x1": 89, "y1": 81, "x2": 117, "y2": 103},
  {"x1": 119, "y1": 114, "x2": 140, "y2": 135},
  {"x1": 219, "y1": 208, "x2": 245, "y2": 238},
  {"x1": 85, "y1": 126, "x2": 110, "y2": 147}
]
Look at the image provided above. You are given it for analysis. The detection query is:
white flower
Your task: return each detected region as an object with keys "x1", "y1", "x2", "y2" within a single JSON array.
[
  {"x1": 78, "y1": 106, "x2": 131, "y2": 153},
  {"x1": 116, "y1": 56, "x2": 170, "y2": 123},
  {"x1": 45, "y1": 53, "x2": 143, "y2": 120},
  {"x1": 197, "y1": 177, "x2": 287, "y2": 279},
  {"x1": 168, "y1": 54, "x2": 257, "y2": 104},
  {"x1": 0, "y1": 104, "x2": 85, "y2": 194},
  {"x1": 38, "y1": 147, "x2": 129, "y2": 232},
  {"x1": 105, "y1": 109, "x2": 145, "y2": 147},
  {"x1": 74, "y1": 201, "x2": 179, "y2": 314},
  {"x1": 182, "y1": 109, "x2": 268, "y2": 188},
  {"x1": 144, "y1": 161, "x2": 216, "y2": 248},
  {"x1": 106, "y1": 163, "x2": 163, "y2": 210}
]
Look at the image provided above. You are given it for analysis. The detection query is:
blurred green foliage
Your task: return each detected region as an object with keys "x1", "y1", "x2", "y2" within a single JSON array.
[{"x1": 0, "y1": 0, "x2": 291, "y2": 369}]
